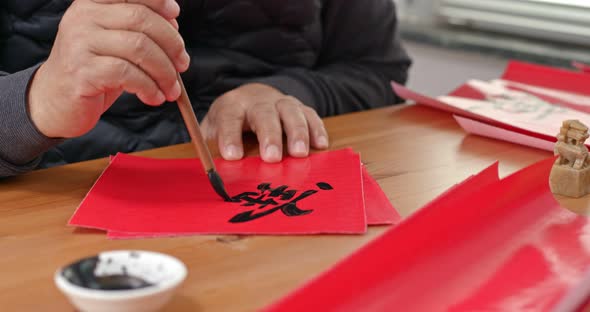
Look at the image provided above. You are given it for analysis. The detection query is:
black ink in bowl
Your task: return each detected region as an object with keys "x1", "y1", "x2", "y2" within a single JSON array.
[
  {"x1": 56, "y1": 250, "x2": 187, "y2": 312},
  {"x1": 62, "y1": 256, "x2": 153, "y2": 291}
]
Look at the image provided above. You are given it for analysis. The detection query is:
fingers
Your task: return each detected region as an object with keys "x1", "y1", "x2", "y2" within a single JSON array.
[
  {"x1": 200, "y1": 116, "x2": 215, "y2": 141},
  {"x1": 93, "y1": 2, "x2": 190, "y2": 73},
  {"x1": 205, "y1": 83, "x2": 327, "y2": 163},
  {"x1": 91, "y1": 0, "x2": 180, "y2": 20},
  {"x1": 216, "y1": 113, "x2": 246, "y2": 161},
  {"x1": 89, "y1": 29, "x2": 180, "y2": 102},
  {"x1": 85, "y1": 56, "x2": 165, "y2": 106},
  {"x1": 169, "y1": 19, "x2": 179, "y2": 30},
  {"x1": 203, "y1": 97, "x2": 246, "y2": 161},
  {"x1": 276, "y1": 97, "x2": 310, "y2": 158},
  {"x1": 247, "y1": 104, "x2": 283, "y2": 163},
  {"x1": 302, "y1": 105, "x2": 329, "y2": 149}
]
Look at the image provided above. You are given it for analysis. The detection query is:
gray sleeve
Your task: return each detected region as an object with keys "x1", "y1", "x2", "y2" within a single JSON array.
[{"x1": 0, "y1": 65, "x2": 62, "y2": 177}]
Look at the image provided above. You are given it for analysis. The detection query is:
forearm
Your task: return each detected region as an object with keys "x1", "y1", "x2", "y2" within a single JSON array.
[{"x1": 0, "y1": 65, "x2": 62, "y2": 177}]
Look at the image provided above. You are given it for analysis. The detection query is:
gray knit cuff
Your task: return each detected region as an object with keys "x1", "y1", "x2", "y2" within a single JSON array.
[{"x1": 0, "y1": 65, "x2": 62, "y2": 176}]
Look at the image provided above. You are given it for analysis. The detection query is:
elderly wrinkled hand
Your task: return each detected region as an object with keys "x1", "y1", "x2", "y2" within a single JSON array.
[
  {"x1": 28, "y1": 0, "x2": 188, "y2": 139},
  {"x1": 201, "y1": 83, "x2": 329, "y2": 163}
]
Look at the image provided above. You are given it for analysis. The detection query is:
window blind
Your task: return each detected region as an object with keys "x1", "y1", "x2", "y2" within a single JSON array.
[{"x1": 438, "y1": 0, "x2": 590, "y2": 46}]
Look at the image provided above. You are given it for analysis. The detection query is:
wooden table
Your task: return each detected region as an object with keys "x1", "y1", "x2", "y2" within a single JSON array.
[{"x1": 0, "y1": 104, "x2": 553, "y2": 311}]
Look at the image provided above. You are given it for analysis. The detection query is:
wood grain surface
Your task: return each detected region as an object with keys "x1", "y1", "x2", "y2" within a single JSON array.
[{"x1": 0, "y1": 105, "x2": 556, "y2": 311}]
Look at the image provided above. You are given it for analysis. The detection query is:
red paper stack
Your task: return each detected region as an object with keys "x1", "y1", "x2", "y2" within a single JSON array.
[
  {"x1": 393, "y1": 61, "x2": 590, "y2": 151},
  {"x1": 69, "y1": 148, "x2": 401, "y2": 238},
  {"x1": 265, "y1": 157, "x2": 590, "y2": 311}
]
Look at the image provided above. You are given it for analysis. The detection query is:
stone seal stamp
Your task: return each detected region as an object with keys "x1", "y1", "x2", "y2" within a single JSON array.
[{"x1": 549, "y1": 120, "x2": 590, "y2": 198}]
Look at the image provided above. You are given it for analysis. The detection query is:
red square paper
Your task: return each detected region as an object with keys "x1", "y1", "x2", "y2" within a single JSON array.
[
  {"x1": 106, "y1": 164, "x2": 400, "y2": 239},
  {"x1": 69, "y1": 149, "x2": 367, "y2": 235}
]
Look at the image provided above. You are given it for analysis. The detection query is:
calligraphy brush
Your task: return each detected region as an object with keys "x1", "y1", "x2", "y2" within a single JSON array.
[{"x1": 175, "y1": 73, "x2": 232, "y2": 201}]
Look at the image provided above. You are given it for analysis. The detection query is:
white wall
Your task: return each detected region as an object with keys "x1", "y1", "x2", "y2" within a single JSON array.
[{"x1": 394, "y1": 0, "x2": 440, "y2": 25}]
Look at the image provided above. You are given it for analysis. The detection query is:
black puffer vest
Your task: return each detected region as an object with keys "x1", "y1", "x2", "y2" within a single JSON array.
[
  {"x1": 0, "y1": 0, "x2": 407, "y2": 167},
  {"x1": 0, "y1": 0, "x2": 325, "y2": 167}
]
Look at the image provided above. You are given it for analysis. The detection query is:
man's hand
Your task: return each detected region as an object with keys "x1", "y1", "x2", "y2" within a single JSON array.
[
  {"x1": 201, "y1": 83, "x2": 329, "y2": 163},
  {"x1": 28, "y1": 0, "x2": 189, "y2": 138}
]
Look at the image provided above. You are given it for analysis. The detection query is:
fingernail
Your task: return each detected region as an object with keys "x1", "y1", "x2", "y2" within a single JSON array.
[
  {"x1": 293, "y1": 140, "x2": 307, "y2": 156},
  {"x1": 178, "y1": 51, "x2": 190, "y2": 71},
  {"x1": 317, "y1": 136, "x2": 328, "y2": 148},
  {"x1": 170, "y1": 81, "x2": 181, "y2": 100},
  {"x1": 155, "y1": 91, "x2": 166, "y2": 104},
  {"x1": 170, "y1": 19, "x2": 179, "y2": 30},
  {"x1": 224, "y1": 144, "x2": 243, "y2": 160},
  {"x1": 166, "y1": 0, "x2": 180, "y2": 16},
  {"x1": 264, "y1": 145, "x2": 281, "y2": 162}
]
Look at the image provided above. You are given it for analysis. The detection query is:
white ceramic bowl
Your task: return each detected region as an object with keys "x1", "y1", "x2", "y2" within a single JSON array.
[{"x1": 54, "y1": 250, "x2": 187, "y2": 312}]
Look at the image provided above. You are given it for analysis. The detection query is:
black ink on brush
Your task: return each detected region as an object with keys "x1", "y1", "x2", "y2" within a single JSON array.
[
  {"x1": 208, "y1": 170, "x2": 234, "y2": 202},
  {"x1": 62, "y1": 257, "x2": 153, "y2": 291},
  {"x1": 228, "y1": 182, "x2": 334, "y2": 223}
]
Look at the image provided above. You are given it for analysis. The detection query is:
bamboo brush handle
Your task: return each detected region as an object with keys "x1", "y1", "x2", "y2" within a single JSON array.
[{"x1": 176, "y1": 73, "x2": 216, "y2": 172}]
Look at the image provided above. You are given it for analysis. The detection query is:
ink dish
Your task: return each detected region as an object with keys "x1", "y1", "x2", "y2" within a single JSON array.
[{"x1": 54, "y1": 250, "x2": 187, "y2": 312}]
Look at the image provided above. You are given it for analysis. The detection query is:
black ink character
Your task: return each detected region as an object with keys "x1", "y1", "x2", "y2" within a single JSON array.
[{"x1": 229, "y1": 182, "x2": 334, "y2": 223}]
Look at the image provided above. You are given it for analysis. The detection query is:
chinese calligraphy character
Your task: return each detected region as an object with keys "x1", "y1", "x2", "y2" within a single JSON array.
[{"x1": 228, "y1": 182, "x2": 334, "y2": 223}]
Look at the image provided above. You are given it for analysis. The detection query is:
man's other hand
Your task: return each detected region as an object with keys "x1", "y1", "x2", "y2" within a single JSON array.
[{"x1": 201, "y1": 83, "x2": 329, "y2": 163}]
